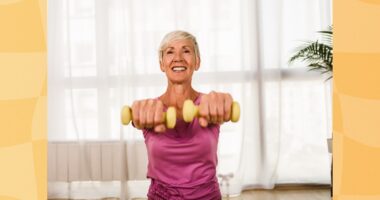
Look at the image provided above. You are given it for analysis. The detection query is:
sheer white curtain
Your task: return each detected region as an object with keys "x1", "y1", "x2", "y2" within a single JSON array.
[{"x1": 48, "y1": 0, "x2": 332, "y2": 199}]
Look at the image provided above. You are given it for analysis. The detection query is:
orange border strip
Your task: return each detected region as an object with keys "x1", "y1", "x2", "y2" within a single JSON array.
[
  {"x1": 333, "y1": 0, "x2": 380, "y2": 199},
  {"x1": 0, "y1": 0, "x2": 47, "y2": 199}
]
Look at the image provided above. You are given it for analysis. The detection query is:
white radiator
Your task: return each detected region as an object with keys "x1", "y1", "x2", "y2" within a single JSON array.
[{"x1": 48, "y1": 140, "x2": 148, "y2": 182}]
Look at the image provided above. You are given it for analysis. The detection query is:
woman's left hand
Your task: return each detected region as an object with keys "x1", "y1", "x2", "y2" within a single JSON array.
[{"x1": 198, "y1": 91, "x2": 233, "y2": 127}]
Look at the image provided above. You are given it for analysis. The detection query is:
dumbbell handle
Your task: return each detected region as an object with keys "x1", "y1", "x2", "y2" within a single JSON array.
[
  {"x1": 121, "y1": 106, "x2": 176, "y2": 129},
  {"x1": 183, "y1": 100, "x2": 240, "y2": 123}
]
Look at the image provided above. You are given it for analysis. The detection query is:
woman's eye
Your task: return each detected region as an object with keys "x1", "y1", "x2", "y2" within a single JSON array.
[
  {"x1": 184, "y1": 50, "x2": 190, "y2": 53},
  {"x1": 166, "y1": 51, "x2": 173, "y2": 54}
]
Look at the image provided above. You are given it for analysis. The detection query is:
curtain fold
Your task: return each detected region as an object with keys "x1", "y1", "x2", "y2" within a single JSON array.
[{"x1": 48, "y1": 0, "x2": 332, "y2": 199}]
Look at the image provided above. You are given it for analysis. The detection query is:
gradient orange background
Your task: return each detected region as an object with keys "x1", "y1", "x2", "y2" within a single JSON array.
[
  {"x1": 0, "y1": 0, "x2": 379, "y2": 199},
  {"x1": 333, "y1": 0, "x2": 380, "y2": 199},
  {"x1": 0, "y1": 0, "x2": 47, "y2": 199}
]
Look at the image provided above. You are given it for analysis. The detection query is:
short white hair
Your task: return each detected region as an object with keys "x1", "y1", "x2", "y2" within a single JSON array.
[{"x1": 158, "y1": 30, "x2": 200, "y2": 62}]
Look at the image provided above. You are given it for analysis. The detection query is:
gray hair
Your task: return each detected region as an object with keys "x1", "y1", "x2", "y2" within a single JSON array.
[{"x1": 158, "y1": 30, "x2": 200, "y2": 62}]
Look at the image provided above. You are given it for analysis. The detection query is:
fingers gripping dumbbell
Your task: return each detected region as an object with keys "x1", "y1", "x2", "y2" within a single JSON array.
[
  {"x1": 182, "y1": 100, "x2": 240, "y2": 123},
  {"x1": 121, "y1": 106, "x2": 177, "y2": 129}
]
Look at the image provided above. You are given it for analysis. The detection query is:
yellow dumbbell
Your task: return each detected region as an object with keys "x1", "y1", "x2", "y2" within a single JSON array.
[
  {"x1": 121, "y1": 106, "x2": 177, "y2": 129},
  {"x1": 182, "y1": 100, "x2": 240, "y2": 123}
]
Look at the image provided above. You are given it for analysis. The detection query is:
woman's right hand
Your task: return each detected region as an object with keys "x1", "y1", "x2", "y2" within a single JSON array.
[{"x1": 131, "y1": 99, "x2": 166, "y2": 133}]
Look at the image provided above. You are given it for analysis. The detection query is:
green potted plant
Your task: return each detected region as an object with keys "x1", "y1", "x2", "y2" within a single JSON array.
[
  {"x1": 289, "y1": 26, "x2": 333, "y2": 196},
  {"x1": 289, "y1": 25, "x2": 333, "y2": 80},
  {"x1": 289, "y1": 26, "x2": 333, "y2": 151}
]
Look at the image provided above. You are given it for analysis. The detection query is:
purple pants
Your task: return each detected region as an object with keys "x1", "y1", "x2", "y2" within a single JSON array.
[{"x1": 147, "y1": 179, "x2": 221, "y2": 200}]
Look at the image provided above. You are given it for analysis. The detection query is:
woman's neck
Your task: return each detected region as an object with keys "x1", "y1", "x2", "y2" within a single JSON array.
[{"x1": 160, "y1": 82, "x2": 199, "y2": 112}]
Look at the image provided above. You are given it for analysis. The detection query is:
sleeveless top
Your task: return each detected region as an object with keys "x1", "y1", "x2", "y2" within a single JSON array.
[{"x1": 143, "y1": 95, "x2": 221, "y2": 199}]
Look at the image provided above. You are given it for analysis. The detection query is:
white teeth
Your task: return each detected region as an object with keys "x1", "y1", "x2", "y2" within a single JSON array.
[{"x1": 172, "y1": 66, "x2": 186, "y2": 72}]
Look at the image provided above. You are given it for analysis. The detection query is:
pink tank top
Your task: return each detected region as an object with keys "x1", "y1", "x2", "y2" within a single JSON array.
[{"x1": 143, "y1": 95, "x2": 221, "y2": 199}]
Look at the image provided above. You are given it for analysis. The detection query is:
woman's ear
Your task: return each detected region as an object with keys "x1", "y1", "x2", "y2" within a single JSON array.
[
  {"x1": 160, "y1": 61, "x2": 165, "y2": 72},
  {"x1": 195, "y1": 57, "x2": 201, "y2": 71}
]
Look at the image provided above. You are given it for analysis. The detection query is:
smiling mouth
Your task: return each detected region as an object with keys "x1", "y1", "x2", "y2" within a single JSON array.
[{"x1": 172, "y1": 66, "x2": 187, "y2": 72}]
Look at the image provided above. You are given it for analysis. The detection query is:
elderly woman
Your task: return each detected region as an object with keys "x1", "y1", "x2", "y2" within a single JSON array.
[{"x1": 131, "y1": 31, "x2": 234, "y2": 200}]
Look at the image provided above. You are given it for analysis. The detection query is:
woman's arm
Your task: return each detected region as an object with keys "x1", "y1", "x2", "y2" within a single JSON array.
[
  {"x1": 198, "y1": 91, "x2": 234, "y2": 127},
  {"x1": 131, "y1": 99, "x2": 167, "y2": 133}
]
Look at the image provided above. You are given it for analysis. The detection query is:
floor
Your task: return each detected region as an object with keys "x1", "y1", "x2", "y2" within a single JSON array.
[
  {"x1": 223, "y1": 188, "x2": 330, "y2": 200},
  {"x1": 50, "y1": 188, "x2": 330, "y2": 200}
]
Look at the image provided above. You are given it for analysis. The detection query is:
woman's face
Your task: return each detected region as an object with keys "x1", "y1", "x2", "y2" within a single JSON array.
[{"x1": 160, "y1": 39, "x2": 200, "y2": 84}]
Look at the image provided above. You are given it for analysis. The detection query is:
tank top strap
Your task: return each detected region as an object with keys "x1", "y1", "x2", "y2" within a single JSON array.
[{"x1": 194, "y1": 93, "x2": 203, "y2": 105}]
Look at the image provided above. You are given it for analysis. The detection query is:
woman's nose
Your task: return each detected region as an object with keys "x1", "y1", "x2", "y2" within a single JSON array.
[{"x1": 173, "y1": 52, "x2": 183, "y2": 61}]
